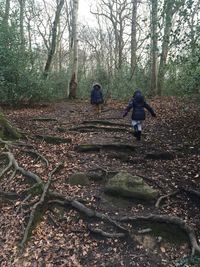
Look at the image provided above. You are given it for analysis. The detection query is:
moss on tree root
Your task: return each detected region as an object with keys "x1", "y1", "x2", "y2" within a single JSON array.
[{"x1": 0, "y1": 112, "x2": 21, "y2": 140}]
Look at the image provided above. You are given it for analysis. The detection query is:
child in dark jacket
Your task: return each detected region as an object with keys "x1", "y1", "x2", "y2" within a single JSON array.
[
  {"x1": 91, "y1": 83, "x2": 104, "y2": 114},
  {"x1": 123, "y1": 90, "x2": 156, "y2": 140}
]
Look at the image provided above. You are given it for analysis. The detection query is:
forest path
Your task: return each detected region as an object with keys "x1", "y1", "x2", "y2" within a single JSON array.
[{"x1": 1, "y1": 96, "x2": 200, "y2": 267}]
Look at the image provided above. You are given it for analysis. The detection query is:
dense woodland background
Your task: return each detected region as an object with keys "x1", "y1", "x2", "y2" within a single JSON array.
[{"x1": 0, "y1": 0, "x2": 200, "y2": 105}]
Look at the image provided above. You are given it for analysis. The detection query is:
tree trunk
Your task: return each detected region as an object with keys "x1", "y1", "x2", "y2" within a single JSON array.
[
  {"x1": 68, "y1": 0, "x2": 79, "y2": 99},
  {"x1": 130, "y1": 0, "x2": 138, "y2": 79},
  {"x1": 3, "y1": 0, "x2": 10, "y2": 27},
  {"x1": 27, "y1": 16, "x2": 34, "y2": 69},
  {"x1": 18, "y1": 0, "x2": 26, "y2": 50},
  {"x1": 157, "y1": 0, "x2": 173, "y2": 96},
  {"x1": 150, "y1": 0, "x2": 158, "y2": 96},
  {"x1": 43, "y1": 0, "x2": 64, "y2": 79},
  {"x1": 157, "y1": 0, "x2": 184, "y2": 95}
]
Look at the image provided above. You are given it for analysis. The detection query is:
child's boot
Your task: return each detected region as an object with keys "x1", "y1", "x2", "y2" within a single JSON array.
[
  {"x1": 133, "y1": 125, "x2": 138, "y2": 138},
  {"x1": 136, "y1": 131, "x2": 141, "y2": 141}
]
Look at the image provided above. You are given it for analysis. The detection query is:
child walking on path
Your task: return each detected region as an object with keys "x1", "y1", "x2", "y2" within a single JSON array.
[
  {"x1": 123, "y1": 90, "x2": 156, "y2": 141},
  {"x1": 90, "y1": 83, "x2": 104, "y2": 115}
]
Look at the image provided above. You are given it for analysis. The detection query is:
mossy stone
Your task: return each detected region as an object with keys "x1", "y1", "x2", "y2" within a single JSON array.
[
  {"x1": 68, "y1": 173, "x2": 90, "y2": 186},
  {"x1": 104, "y1": 171, "x2": 158, "y2": 200}
]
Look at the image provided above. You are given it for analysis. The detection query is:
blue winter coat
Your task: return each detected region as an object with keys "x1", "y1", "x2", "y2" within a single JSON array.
[
  {"x1": 123, "y1": 90, "x2": 156, "y2": 121},
  {"x1": 91, "y1": 84, "x2": 104, "y2": 104}
]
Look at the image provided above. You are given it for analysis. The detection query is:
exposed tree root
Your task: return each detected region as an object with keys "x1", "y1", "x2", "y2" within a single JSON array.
[
  {"x1": 75, "y1": 143, "x2": 136, "y2": 153},
  {"x1": 48, "y1": 199, "x2": 128, "y2": 233},
  {"x1": 68, "y1": 125, "x2": 133, "y2": 133},
  {"x1": 0, "y1": 153, "x2": 13, "y2": 179},
  {"x1": 119, "y1": 214, "x2": 200, "y2": 256},
  {"x1": 19, "y1": 163, "x2": 63, "y2": 251},
  {"x1": 23, "y1": 149, "x2": 49, "y2": 167},
  {"x1": 31, "y1": 117, "x2": 58, "y2": 122},
  {"x1": 0, "y1": 138, "x2": 34, "y2": 149},
  {"x1": 81, "y1": 120, "x2": 130, "y2": 128},
  {"x1": 155, "y1": 191, "x2": 180, "y2": 208},
  {"x1": 145, "y1": 151, "x2": 175, "y2": 160},
  {"x1": 1, "y1": 151, "x2": 200, "y2": 258},
  {"x1": 0, "y1": 190, "x2": 19, "y2": 201},
  {"x1": 88, "y1": 225, "x2": 125, "y2": 238},
  {"x1": 181, "y1": 187, "x2": 200, "y2": 199},
  {"x1": 0, "y1": 138, "x2": 12, "y2": 146},
  {"x1": 0, "y1": 112, "x2": 21, "y2": 140},
  {"x1": 1, "y1": 151, "x2": 43, "y2": 184},
  {"x1": 34, "y1": 134, "x2": 72, "y2": 144}
]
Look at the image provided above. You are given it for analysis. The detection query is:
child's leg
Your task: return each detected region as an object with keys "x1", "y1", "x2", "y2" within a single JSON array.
[
  {"x1": 137, "y1": 122, "x2": 142, "y2": 140},
  {"x1": 97, "y1": 104, "x2": 101, "y2": 114},
  {"x1": 94, "y1": 104, "x2": 99, "y2": 114},
  {"x1": 132, "y1": 121, "x2": 142, "y2": 140},
  {"x1": 132, "y1": 120, "x2": 138, "y2": 132},
  {"x1": 98, "y1": 104, "x2": 102, "y2": 113}
]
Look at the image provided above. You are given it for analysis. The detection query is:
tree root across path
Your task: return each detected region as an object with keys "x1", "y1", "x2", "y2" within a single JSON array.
[
  {"x1": 119, "y1": 215, "x2": 200, "y2": 256},
  {"x1": 31, "y1": 117, "x2": 58, "y2": 122},
  {"x1": 0, "y1": 151, "x2": 127, "y2": 252},
  {"x1": 23, "y1": 149, "x2": 49, "y2": 167},
  {"x1": 19, "y1": 163, "x2": 63, "y2": 251},
  {"x1": 67, "y1": 125, "x2": 133, "y2": 133},
  {"x1": 81, "y1": 120, "x2": 130, "y2": 128},
  {"x1": 75, "y1": 143, "x2": 136, "y2": 152},
  {"x1": 34, "y1": 134, "x2": 72, "y2": 144},
  {"x1": 1, "y1": 151, "x2": 200, "y2": 257},
  {"x1": 58, "y1": 119, "x2": 132, "y2": 134}
]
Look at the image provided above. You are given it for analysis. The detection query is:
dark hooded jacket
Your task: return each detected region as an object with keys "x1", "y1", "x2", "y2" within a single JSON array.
[
  {"x1": 91, "y1": 83, "x2": 104, "y2": 104},
  {"x1": 123, "y1": 90, "x2": 156, "y2": 120}
]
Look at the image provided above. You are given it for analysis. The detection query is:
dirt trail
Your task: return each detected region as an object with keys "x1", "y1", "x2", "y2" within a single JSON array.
[{"x1": 1, "y1": 97, "x2": 200, "y2": 266}]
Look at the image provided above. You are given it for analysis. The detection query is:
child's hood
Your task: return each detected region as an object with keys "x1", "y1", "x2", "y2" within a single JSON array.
[
  {"x1": 133, "y1": 90, "x2": 144, "y2": 103},
  {"x1": 92, "y1": 83, "x2": 102, "y2": 90}
]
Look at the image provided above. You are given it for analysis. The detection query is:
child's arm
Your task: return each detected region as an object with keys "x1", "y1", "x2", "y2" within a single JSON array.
[
  {"x1": 123, "y1": 100, "x2": 133, "y2": 117},
  {"x1": 100, "y1": 90, "x2": 104, "y2": 103},
  {"x1": 144, "y1": 102, "x2": 156, "y2": 117},
  {"x1": 91, "y1": 90, "x2": 94, "y2": 104}
]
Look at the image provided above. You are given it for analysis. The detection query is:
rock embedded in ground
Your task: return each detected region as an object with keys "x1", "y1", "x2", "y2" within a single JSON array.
[
  {"x1": 104, "y1": 171, "x2": 158, "y2": 200},
  {"x1": 68, "y1": 172, "x2": 90, "y2": 186}
]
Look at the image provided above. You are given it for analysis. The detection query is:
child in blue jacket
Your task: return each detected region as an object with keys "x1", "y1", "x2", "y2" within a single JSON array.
[
  {"x1": 123, "y1": 90, "x2": 156, "y2": 140},
  {"x1": 91, "y1": 83, "x2": 104, "y2": 114}
]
